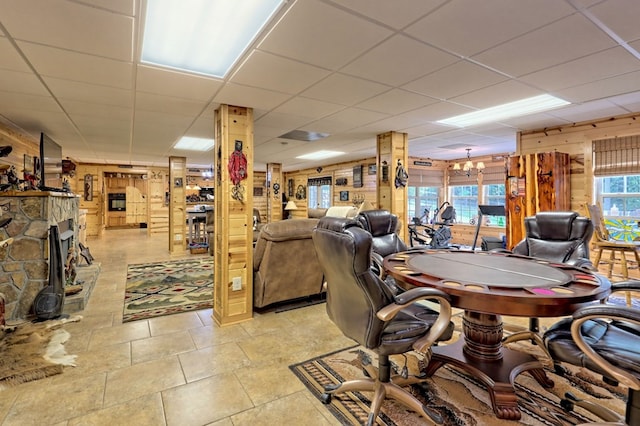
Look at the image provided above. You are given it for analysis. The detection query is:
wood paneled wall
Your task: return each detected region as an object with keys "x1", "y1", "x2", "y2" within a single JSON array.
[{"x1": 517, "y1": 112, "x2": 640, "y2": 215}]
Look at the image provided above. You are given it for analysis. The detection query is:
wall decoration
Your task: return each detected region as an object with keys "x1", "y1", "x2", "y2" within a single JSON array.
[
  {"x1": 381, "y1": 161, "x2": 389, "y2": 182},
  {"x1": 295, "y1": 184, "x2": 306, "y2": 200},
  {"x1": 394, "y1": 159, "x2": 408, "y2": 188},
  {"x1": 253, "y1": 187, "x2": 263, "y2": 197},
  {"x1": 84, "y1": 174, "x2": 93, "y2": 201},
  {"x1": 288, "y1": 178, "x2": 294, "y2": 197},
  {"x1": 353, "y1": 165, "x2": 363, "y2": 188},
  {"x1": 339, "y1": 191, "x2": 349, "y2": 201},
  {"x1": 174, "y1": 177, "x2": 183, "y2": 188},
  {"x1": 368, "y1": 164, "x2": 377, "y2": 175},
  {"x1": 335, "y1": 177, "x2": 347, "y2": 186}
]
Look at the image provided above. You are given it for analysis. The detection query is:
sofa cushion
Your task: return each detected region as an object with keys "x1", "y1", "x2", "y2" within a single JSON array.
[
  {"x1": 326, "y1": 206, "x2": 358, "y2": 218},
  {"x1": 308, "y1": 208, "x2": 328, "y2": 218}
]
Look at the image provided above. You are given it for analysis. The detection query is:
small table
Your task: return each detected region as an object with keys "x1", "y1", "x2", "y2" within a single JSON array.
[
  {"x1": 384, "y1": 249, "x2": 611, "y2": 420},
  {"x1": 186, "y1": 210, "x2": 207, "y2": 245}
]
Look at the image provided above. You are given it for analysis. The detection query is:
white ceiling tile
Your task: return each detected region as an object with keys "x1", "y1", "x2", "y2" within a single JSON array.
[
  {"x1": 272, "y1": 97, "x2": 345, "y2": 119},
  {"x1": 405, "y1": 0, "x2": 575, "y2": 57},
  {"x1": 341, "y1": 35, "x2": 459, "y2": 86},
  {"x1": 335, "y1": 0, "x2": 447, "y2": 30},
  {"x1": 546, "y1": 100, "x2": 628, "y2": 122},
  {"x1": 520, "y1": 47, "x2": 640, "y2": 92},
  {"x1": 473, "y1": 14, "x2": 616, "y2": 77},
  {"x1": 59, "y1": 99, "x2": 132, "y2": 120},
  {"x1": 1, "y1": 0, "x2": 134, "y2": 61},
  {"x1": 0, "y1": 69, "x2": 49, "y2": 96},
  {"x1": 449, "y1": 80, "x2": 544, "y2": 110},
  {"x1": 214, "y1": 83, "x2": 291, "y2": 111},
  {"x1": 403, "y1": 61, "x2": 508, "y2": 100},
  {"x1": 79, "y1": 0, "x2": 135, "y2": 16},
  {"x1": 258, "y1": 0, "x2": 392, "y2": 69},
  {"x1": 301, "y1": 73, "x2": 390, "y2": 106},
  {"x1": 18, "y1": 42, "x2": 133, "y2": 89},
  {"x1": 356, "y1": 89, "x2": 438, "y2": 115},
  {"x1": 0, "y1": 37, "x2": 31, "y2": 73},
  {"x1": 557, "y1": 70, "x2": 640, "y2": 103},
  {"x1": 134, "y1": 92, "x2": 207, "y2": 117},
  {"x1": 135, "y1": 65, "x2": 223, "y2": 101},
  {"x1": 588, "y1": 0, "x2": 640, "y2": 42},
  {"x1": 230, "y1": 51, "x2": 331, "y2": 94},
  {"x1": 44, "y1": 77, "x2": 133, "y2": 107},
  {"x1": 0, "y1": 91, "x2": 61, "y2": 112}
]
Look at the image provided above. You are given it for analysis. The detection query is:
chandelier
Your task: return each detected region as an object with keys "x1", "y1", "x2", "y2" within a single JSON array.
[{"x1": 453, "y1": 148, "x2": 485, "y2": 178}]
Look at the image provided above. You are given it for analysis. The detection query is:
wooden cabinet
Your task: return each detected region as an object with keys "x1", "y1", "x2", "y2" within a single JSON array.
[
  {"x1": 505, "y1": 152, "x2": 570, "y2": 249},
  {"x1": 107, "y1": 211, "x2": 127, "y2": 227}
]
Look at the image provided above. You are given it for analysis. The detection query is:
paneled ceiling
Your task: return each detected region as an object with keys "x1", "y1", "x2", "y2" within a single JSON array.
[{"x1": 1, "y1": 0, "x2": 639, "y2": 171}]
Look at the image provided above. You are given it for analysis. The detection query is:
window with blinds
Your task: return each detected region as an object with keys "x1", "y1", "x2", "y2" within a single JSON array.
[{"x1": 593, "y1": 135, "x2": 640, "y2": 176}]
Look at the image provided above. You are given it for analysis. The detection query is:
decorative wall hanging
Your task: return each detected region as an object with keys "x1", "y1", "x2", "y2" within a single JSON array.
[
  {"x1": 353, "y1": 165, "x2": 363, "y2": 188},
  {"x1": 288, "y1": 178, "x2": 294, "y2": 197},
  {"x1": 84, "y1": 174, "x2": 93, "y2": 201},
  {"x1": 368, "y1": 164, "x2": 376, "y2": 175},
  {"x1": 295, "y1": 184, "x2": 306, "y2": 200},
  {"x1": 174, "y1": 177, "x2": 183, "y2": 188},
  {"x1": 394, "y1": 159, "x2": 408, "y2": 188},
  {"x1": 228, "y1": 140, "x2": 247, "y2": 202},
  {"x1": 253, "y1": 187, "x2": 263, "y2": 197},
  {"x1": 335, "y1": 178, "x2": 347, "y2": 186},
  {"x1": 339, "y1": 191, "x2": 349, "y2": 201},
  {"x1": 381, "y1": 161, "x2": 389, "y2": 182}
]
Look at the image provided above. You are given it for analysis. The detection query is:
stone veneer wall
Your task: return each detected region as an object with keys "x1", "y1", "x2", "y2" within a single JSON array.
[{"x1": 0, "y1": 192, "x2": 79, "y2": 320}]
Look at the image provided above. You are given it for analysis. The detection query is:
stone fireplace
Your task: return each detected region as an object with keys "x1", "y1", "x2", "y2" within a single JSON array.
[{"x1": 0, "y1": 191, "x2": 79, "y2": 320}]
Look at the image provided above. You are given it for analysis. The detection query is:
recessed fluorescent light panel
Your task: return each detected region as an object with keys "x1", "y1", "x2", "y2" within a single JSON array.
[
  {"x1": 437, "y1": 94, "x2": 570, "y2": 128},
  {"x1": 174, "y1": 137, "x2": 215, "y2": 151},
  {"x1": 297, "y1": 150, "x2": 344, "y2": 161},
  {"x1": 142, "y1": 0, "x2": 285, "y2": 78}
]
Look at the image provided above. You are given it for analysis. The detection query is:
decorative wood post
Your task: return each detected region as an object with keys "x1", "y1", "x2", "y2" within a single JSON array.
[
  {"x1": 266, "y1": 163, "x2": 283, "y2": 222},
  {"x1": 505, "y1": 152, "x2": 570, "y2": 249},
  {"x1": 377, "y1": 131, "x2": 409, "y2": 242},
  {"x1": 213, "y1": 105, "x2": 254, "y2": 326},
  {"x1": 168, "y1": 156, "x2": 186, "y2": 253}
]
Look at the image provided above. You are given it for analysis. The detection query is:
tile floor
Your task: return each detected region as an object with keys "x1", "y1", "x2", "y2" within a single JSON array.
[{"x1": 0, "y1": 228, "x2": 636, "y2": 425}]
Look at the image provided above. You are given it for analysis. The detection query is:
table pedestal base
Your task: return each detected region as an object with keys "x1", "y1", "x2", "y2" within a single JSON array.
[{"x1": 423, "y1": 312, "x2": 554, "y2": 420}]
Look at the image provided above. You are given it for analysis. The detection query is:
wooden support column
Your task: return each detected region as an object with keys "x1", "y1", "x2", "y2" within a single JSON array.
[
  {"x1": 213, "y1": 105, "x2": 254, "y2": 326},
  {"x1": 168, "y1": 156, "x2": 186, "y2": 253},
  {"x1": 377, "y1": 131, "x2": 409, "y2": 242},
  {"x1": 266, "y1": 163, "x2": 283, "y2": 222}
]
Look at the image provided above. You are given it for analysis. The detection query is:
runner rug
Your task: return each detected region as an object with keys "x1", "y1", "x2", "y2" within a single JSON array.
[
  {"x1": 290, "y1": 340, "x2": 627, "y2": 425},
  {"x1": 0, "y1": 315, "x2": 81, "y2": 389},
  {"x1": 123, "y1": 258, "x2": 213, "y2": 322}
]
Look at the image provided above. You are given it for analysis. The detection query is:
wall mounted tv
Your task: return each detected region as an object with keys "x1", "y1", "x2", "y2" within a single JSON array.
[{"x1": 39, "y1": 132, "x2": 63, "y2": 191}]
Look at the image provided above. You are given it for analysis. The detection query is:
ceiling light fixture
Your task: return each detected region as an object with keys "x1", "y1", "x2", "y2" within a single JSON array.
[
  {"x1": 453, "y1": 148, "x2": 485, "y2": 178},
  {"x1": 174, "y1": 137, "x2": 214, "y2": 151},
  {"x1": 296, "y1": 150, "x2": 344, "y2": 161},
  {"x1": 141, "y1": 0, "x2": 285, "y2": 78},
  {"x1": 437, "y1": 94, "x2": 570, "y2": 128}
]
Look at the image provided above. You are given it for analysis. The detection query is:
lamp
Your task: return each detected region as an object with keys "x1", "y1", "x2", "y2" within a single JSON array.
[
  {"x1": 453, "y1": 148, "x2": 485, "y2": 178},
  {"x1": 284, "y1": 200, "x2": 298, "y2": 219}
]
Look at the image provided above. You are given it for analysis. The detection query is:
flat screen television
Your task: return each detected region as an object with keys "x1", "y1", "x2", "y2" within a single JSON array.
[{"x1": 39, "y1": 132, "x2": 63, "y2": 190}]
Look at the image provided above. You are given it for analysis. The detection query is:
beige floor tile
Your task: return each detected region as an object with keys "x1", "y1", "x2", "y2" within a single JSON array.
[
  {"x1": 87, "y1": 320, "x2": 150, "y2": 350},
  {"x1": 162, "y1": 373, "x2": 254, "y2": 426},
  {"x1": 178, "y1": 342, "x2": 251, "y2": 383},
  {"x1": 68, "y1": 393, "x2": 166, "y2": 426},
  {"x1": 63, "y1": 341, "x2": 132, "y2": 378},
  {"x1": 104, "y1": 356, "x2": 185, "y2": 407},
  {"x1": 239, "y1": 311, "x2": 295, "y2": 337},
  {"x1": 196, "y1": 308, "x2": 214, "y2": 325},
  {"x1": 148, "y1": 311, "x2": 205, "y2": 336},
  {"x1": 230, "y1": 391, "x2": 335, "y2": 426},
  {"x1": 234, "y1": 362, "x2": 307, "y2": 406},
  {"x1": 131, "y1": 330, "x2": 196, "y2": 364},
  {"x1": 237, "y1": 331, "x2": 309, "y2": 362},
  {"x1": 188, "y1": 323, "x2": 252, "y2": 349},
  {"x1": 2, "y1": 373, "x2": 106, "y2": 425}
]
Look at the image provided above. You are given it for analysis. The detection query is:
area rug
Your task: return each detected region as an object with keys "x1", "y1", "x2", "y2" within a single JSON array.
[
  {"x1": 123, "y1": 258, "x2": 213, "y2": 322},
  {"x1": 291, "y1": 341, "x2": 627, "y2": 425},
  {"x1": 0, "y1": 315, "x2": 81, "y2": 389}
]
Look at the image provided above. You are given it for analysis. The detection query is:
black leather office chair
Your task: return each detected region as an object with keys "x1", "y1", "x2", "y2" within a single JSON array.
[
  {"x1": 507, "y1": 211, "x2": 595, "y2": 336},
  {"x1": 312, "y1": 217, "x2": 453, "y2": 426},
  {"x1": 355, "y1": 209, "x2": 409, "y2": 286},
  {"x1": 544, "y1": 280, "x2": 640, "y2": 425}
]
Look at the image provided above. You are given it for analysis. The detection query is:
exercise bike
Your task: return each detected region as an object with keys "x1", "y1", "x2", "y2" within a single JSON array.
[{"x1": 408, "y1": 202, "x2": 457, "y2": 249}]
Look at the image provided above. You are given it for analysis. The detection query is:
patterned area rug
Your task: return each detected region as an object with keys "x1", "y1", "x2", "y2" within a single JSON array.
[
  {"x1": 0, "y1": 315, "x2": 81, "y2": 389},
  {"x1": 290, "y1": 340, "x2": 627, "y2": 425},
  {"x1": 123, "y1": 258, "x2": 213, "y2": 322}
]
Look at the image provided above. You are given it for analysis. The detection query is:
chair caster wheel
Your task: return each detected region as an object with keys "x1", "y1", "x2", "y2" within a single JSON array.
[{"x1": 320, "y1": 393, "x2": 332, "y2": 404}]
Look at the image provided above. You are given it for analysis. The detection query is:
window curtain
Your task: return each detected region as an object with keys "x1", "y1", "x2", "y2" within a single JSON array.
[
  {"x1": 307, "y1": 176, "x2": 332, "y2": 186},
  {"x1": 593, "y1": 135, "x2": 640, "y2": 176},
  {"x1": 408, "y1": 168, "x2": 443, "y2": 186},
  {"x1": 447, "y1": 168, "x2": 478, "y2": 186},
  {"x1": 480, "y1": 165, "x2": 506, "y2": 185}
]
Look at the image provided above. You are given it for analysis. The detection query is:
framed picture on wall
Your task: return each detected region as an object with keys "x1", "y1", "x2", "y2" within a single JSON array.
[
  {"x1": 339, "y1": 191, "x2": 349, "y2": 201},
  {"x1": 353, "y1": 165, "x2": 363, "y2": 188},
  {"x1": 368, "y1": 164, "x2": 376, "y2": 175}
]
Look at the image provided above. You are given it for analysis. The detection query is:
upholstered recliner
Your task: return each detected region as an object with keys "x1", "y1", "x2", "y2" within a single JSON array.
[
  {"x1": 312, "y1": 217, "x2": 453, "y2": 426},
  {"x1": 544, "y1": 280, "x2": 640, "y2": 425},
  {"x1": 506, "y1": 211, "x2": 595, "y2": 336},
  {"x1": 253, "y1": 218, "x2": 324, "y2": 308}
]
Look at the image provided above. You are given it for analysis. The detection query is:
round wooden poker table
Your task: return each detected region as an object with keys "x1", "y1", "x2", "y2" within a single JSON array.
[{"x1": 383, "y1": 249, "x2": 611, "y2": 420}]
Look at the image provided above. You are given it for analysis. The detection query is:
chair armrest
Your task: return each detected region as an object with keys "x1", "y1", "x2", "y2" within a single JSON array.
[
  {"x1": 571, "y1": 305, "x2": 640, "y2": 390},
  {"x1": 566, "y1": 258, "x2": 596, "y2": 271},
  {"x1": 371, "y1": 252, "x2": 385, "y2": 279},
  {"x1": 610, "y1": 279, "x2": 640, "y2": 294},
  {"x1": 377, "y1": 288, "x2": 452, "y2": 354}
]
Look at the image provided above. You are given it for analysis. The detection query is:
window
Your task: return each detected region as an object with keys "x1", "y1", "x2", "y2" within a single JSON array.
[
  {"x1": 408, "y1": 186, "x2": 439, "y2": 223},
  {"x1": 307, "y1": 176, "x2": 332, "y2": 209},
  {"x1": 482, "y1": 183, "x2": 506, "y2": 226},
  {"x1": 595, "y1": 175, "x2": 640, "y2": 217},
  {"x1": 449, "y1": 185, "x2": 478, "y2": 224}
]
